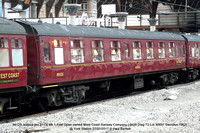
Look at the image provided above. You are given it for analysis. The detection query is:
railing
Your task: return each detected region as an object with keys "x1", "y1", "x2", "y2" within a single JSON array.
[{"x1": 18, "y1": 12, "x2": 200, "y2": 28}]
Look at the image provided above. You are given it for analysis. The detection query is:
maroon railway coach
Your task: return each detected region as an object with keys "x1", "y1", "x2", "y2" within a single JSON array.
[
  {"x1": 0, "y1": 19, "x2": 27, "y2": 113},
  {"x1": 182, "y1": 35, "x2": 200, "y2": 80},
  {"x1": 15, "y1": 20, "x2": 187, "y2": 107},
  {"x1": 2, "y1": 19, "x2": 200, "y2": 114}
]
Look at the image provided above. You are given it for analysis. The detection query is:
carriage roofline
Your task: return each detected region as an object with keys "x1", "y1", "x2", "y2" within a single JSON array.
[
  {"x1": 17, "y1": 20, "x2": 186, "y2": 41},
  {"x1": 0, "y1": 18, "x2": 27, "y2": 35}
]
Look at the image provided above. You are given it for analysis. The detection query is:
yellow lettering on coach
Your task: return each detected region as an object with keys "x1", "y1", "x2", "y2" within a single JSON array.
[
  {"x1": 0, "y1": 73, "x2": 19, "y2": 79},
  {"x1": 57, "y1": 73, "x2": 64, "y2": 77},
  {"x1": 135, "y1": 66, "x2": 141, "y2": 69},
  {"x1": 0, "y1": 73, "x2": 8, "y2": 79}
]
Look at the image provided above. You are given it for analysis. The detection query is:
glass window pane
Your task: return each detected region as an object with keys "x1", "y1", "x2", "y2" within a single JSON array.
[
  {"x1": 192, "y1": 48, "x2": 195, "y2": 57},
  {"x1": 169, "y1": 42, "x2": 175, "y2": 57},
  {"x1": 147, "y1": 42, "x2": 154, "y2": 59},
  {"x1": 125, "y1": 44, "x2": 130, "y2": 58},
  {"x1": 178, "y1": 44, "x2": 182, "y2": 57},
  {"x1": 0, "y1": 38, "x2": 3, "y2": 48},
  {"x1": 92, "y1": 40, "x2": 104, "y2": 62},
  {"x1": 100, "y1": 41, "x2": 103, "y2": 47},
  {"x1": 71, "y1": 49, "x2": 84, "y2": 63},
  {"x1": 59, "y1": 40, "x2": 63, "y2": 47},
  {"x1": 111, "y1": 41, "x2": 113, "y2": 48},
  {"x1": 71, "y1": 40, "x2": 84, "y2": 63},
  {"x1": 44, "y1": 43, "x2": 50, "y2": 62},
  {"x1": 133, "y1": 48, "x2": 141, "y2": 59},
  {"x1": 80, "y1": 41, "x2": 83, "y2": 47},
  {"x1": 18, "y1": 39, "x2": 22, "y2": 47},
  {"x1": 93, "y1": 49, "x2": 104, "y2": 62},
  {"x1": 183, "y1": 45, "x2": 185, "y2": 56},
  {"x1": 70, "y1": 41, "x2": 73, "y2": 48},
  {"x1": 4, "y1": 38, "x2": 8, "y2": 47},
  {"x1": 11, "y1": 39, "x2": 15, "y2": 47},
  {"x1": 12, "y1": 49, "x2": 23, "y2": 66},
  {"x1": 196, "y1": 44, "x2": 199, "y2": 57},
  {"x1": 111, "y1": 41, "x2": 121, "y2": 61},
  {"x1": 118, "y1": 41, "x2": 120, "y2": 48},
  {"x1": 55, "y1": 48, "x2": 64, "y2": 65},
  {"x1": 0, "y1": 49, "x2": 9, "y2": 67},
  {"x1": 158, "y1": 42, "x2": 165, "y2": 58}
]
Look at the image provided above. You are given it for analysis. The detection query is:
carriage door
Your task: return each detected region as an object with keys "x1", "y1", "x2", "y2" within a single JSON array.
[{"x1": 41, "y1": 37, "x2": 53, "y2": 83}]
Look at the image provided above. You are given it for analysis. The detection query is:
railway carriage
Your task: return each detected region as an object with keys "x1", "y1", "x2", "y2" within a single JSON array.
[
  {"x1": 16, "y1": 20, "x2": 187, "y2": 107},
  {"x1": 182, "y1": 35, "x2": 200, "y2": 80},
  {"x1": 0, "y1": 19, "x2": 200, "y2": 115},
  {"x1": 0, "y1": 19, "x2": 27, "y2": 114}
]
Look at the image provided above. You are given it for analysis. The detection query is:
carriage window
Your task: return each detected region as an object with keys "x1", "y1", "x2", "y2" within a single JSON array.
[
  {"x1": 191, "y1": 44, "x2": 195, "y2": 57},
  {"x1": 111, "y1": 41, "x2": 121, "y2": 61},
  {"x1": 146, "y1": 42, "x2": 154, "y2": 59},
  {"x1": 183, "y1": 45, "x2": 185, "y2": 56},
  {"x1": 11, "y1": 38, "x2": 22, "y2": 48},
  {"x1": 158, "y1": 42, "x2": 165, "y2": 58},
  {"x1": 0, "y1": 38, "x2": 9, "y2": 67},
  {"x1": 18, "y1": 39, "x2": 22, "y2": 47},
  {"x1": 0, "y1": 38, "x2": 8, "y2": 48},
  {"x1": 11, "y1": 39, "x2": 15, "y2": 47},
  {"x1": 92, "y1": 40, "x2": 104, "y2": 62},
  {"x1": 196, "y1": 44, "x2": 200, "y2": 57},
  {"x1": 44, "y1": 43, "x2": 50, "y2": 62},
  {"x1": 125, "y1": 44, "x2": 130, "y2": 58},
  {"x1": 133, "y1": 41, "x2": 141, "y2": 59},
  {"x1": 71, "y1": 40, "x2": 84, "y2": 63},
  {"x1": 54, "y1": 40, "x2": 64, "y2": 65},
  {"x1": 178, "y1": 43, "x2": 182, "y2": 57},
  {"x1": 12, "y1": 39, "x2": 23, "y2": 66},
  {"x1": 169, "y1": 42, "x2": 175, "y2": 57}
]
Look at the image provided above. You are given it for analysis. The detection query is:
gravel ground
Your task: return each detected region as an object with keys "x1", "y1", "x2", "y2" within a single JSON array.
[{"x1": 0, "y1": 81, "x2": 200, "y2": 133}]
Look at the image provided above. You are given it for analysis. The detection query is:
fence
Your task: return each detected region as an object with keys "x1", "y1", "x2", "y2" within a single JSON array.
[{"x1": 19, "y1": 12, "x2": 200, "y2": 28}]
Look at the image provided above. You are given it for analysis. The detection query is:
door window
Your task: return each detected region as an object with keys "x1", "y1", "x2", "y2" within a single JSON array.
[
  {"x1": 11, "y1": 38, "x2": 23, "y2": 66},
  {"x1": 44, "y1": 43, "x2": 50, "y2": 62},
  {"x1": 54, "y1": 40, "x2": 64, "y2": 65}
]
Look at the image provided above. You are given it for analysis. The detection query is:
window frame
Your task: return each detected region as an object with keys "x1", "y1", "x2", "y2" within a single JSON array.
[
  {"x1": 196, "y1": 43, "x2": 200, "y2": 57},
  {"x1": 178, "y1": 43, "x2": 182, "y2": 57},
  {"x1": 146, "y1": 41, "x2": 154, "y2": 59},
  {"x1": 92, "y1": 40, "x2": 104, "y2": 62},
  {"x1": 70, "y1": 40, "x2": 85, "y2": 64},
  {"x1": 169, "y1": 42, "x2": 175, "y2": 58},
  {"x1": 110, "y1": 41, "x2": 121, "y2": 61},
  {"x1": 191, "y1": 43, "x2": 195, "y2": 57},
  {"x1": 158, "y1": 42, "x2": 165, "y2": 58},
  {"x1": 11, "y1": 38, "x2": 24, "y2": 67},
  {"x1": 43, "y1": 43, "x2": 51, "y2": 62},
  {"x1": 133, "y1": 41, "x2": 142, "y2": 60},
  {"x1": 54, "y1": 39, "x2": 64, "y2": 65}
]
